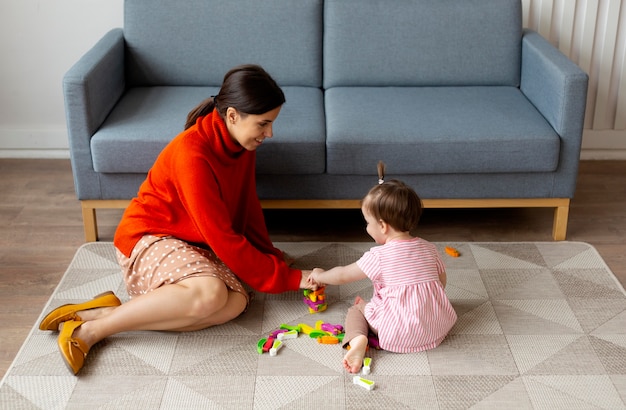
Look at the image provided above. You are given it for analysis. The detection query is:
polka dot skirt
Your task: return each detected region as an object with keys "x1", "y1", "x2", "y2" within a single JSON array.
[{"x1": 116, "y1": 235, "x2": 249, "y2": 304}]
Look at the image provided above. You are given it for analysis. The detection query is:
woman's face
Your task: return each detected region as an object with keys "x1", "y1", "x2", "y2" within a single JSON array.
[{"x1": 226, "y1": 106, "x2": 282, "y2": 151}]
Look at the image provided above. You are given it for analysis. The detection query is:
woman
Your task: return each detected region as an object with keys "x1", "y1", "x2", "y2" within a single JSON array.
[{"x1": 40, "y1": 64, "x2": 315, "y2": 374}]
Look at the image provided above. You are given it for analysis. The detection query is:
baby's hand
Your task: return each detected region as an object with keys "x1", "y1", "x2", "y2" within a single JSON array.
[{"x1": 308, "y1": 268, "x2": 325, "y2": 286}]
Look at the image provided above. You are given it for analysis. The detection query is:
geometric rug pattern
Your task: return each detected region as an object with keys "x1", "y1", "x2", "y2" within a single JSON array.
[{"x1": 1, "y1": 241, "x2": 626, "y2": 409}]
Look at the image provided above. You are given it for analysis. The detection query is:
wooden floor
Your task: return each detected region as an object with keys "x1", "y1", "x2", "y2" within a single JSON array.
[{"x1": 1, "y1": 158, "x2": 625, "y2": 379}]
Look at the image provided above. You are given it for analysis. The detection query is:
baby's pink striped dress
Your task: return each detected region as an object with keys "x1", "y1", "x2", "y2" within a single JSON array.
[{"x1": 357, "y1": 237, "x2": 457, "y2": 353}]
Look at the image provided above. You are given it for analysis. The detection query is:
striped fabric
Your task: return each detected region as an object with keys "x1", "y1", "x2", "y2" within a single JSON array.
[{"x1": 357, "y1": 238, "x2": 458, "y2": 353}]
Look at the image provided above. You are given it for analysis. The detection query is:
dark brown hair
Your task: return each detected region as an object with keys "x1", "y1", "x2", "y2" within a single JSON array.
[
  {"x1": 362, "y1": 163, "x2": 423, "y2": 232},
  {"x1": 185, "y1": 64, "x2": 286, "y2": 130}
]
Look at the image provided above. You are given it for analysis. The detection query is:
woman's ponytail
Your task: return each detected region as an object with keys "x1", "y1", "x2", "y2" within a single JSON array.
[{"x1": 184, "y1": 96, "x2": 216, "y2": 130}]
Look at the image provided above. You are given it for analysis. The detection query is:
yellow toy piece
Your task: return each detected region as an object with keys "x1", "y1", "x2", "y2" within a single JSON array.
[{"x1": 298, "y1": 323, "x2": 315, "y2": 335}]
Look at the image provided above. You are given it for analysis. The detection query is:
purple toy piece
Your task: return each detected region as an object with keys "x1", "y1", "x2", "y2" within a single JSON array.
[
  {"x1": 368, "y1": 335, "x2": 380, "y2": 349},
  {"x1": 303, "y1": 297, "x2": 323, "y2": 309},
  {"x1": 269, "y1": 329, "x2": 288, "y2": 339},
  {"x1": 321, "y1": 323, "x2": 344, "y2": 335}
]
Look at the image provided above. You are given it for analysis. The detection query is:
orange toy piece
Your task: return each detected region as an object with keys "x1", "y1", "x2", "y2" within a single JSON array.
[
  {"x1": 445, "y1": 246, "x2": 460, "y2": 257},
  {"x1": 317, "y1": 335, "x2": 339, "y2": 344}
]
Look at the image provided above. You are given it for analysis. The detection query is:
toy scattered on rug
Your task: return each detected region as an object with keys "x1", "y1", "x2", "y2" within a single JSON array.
[
  {"x1": 256, "y1": 320, "x2": 345, "y2": 355},
  {"x1": 445, "y1": 246, "x2": 460, "y2": 257},
  {"x1": 353, "y1": 376, "x2": 375, "y2": 391},
  {"x1": 257, "y1": 321, "x2": 377, "y2": 390},
  {"x1": 299, "y1": 320, "x2": 344, "y2": 343},
  {"x1": 303, "y1": 287, "x2": 327, "y2": 313},
  {"x1": 362, "y1": 357, "x2": 372, "y2": 375},
  {"x1": 368, "y1": 334, "x2": 380, "y2": 349}
]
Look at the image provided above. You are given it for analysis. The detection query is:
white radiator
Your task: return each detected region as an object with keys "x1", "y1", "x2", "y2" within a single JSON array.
[{"x1": 523, "y1": 0, "x2": 626, "y2": 157}]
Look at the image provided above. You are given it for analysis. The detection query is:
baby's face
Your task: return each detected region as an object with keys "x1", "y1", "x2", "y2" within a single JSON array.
[{"x1": 361, "y1": 206, "x2": 385, "y2": 244}]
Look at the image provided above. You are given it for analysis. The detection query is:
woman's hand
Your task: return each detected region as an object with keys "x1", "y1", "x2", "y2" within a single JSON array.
[{"x1": 300, "y1": 270, "x2": 317, "y2": 290}]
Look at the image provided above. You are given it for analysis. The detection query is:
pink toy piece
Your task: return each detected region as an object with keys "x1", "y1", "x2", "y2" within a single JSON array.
[
  {"x1": 269, "y1": 329, "x2": 288, "y2": 339},
  {"x1": 303, "y1": 287, "x2": 327, "y2": 312},
  {"x1": 310, "y1": 303, "x2": 327, "y2": 313},
  {"x1": 368, "y1": 335, "x2": 380, "y2": 350},
  {"x1": 321, "y1": 323, "x2": 344, "y2": 335},
  {"x1": 303, "y1": 297, "x2": 325, "y2": 309}
]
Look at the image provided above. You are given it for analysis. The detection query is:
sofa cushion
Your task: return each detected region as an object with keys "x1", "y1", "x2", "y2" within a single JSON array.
[
  {"x1": 91, "y1": 86, "x2": 325, "y2": 175},
  {"x1": 125, "y1": 0, "x2": 323, "y2": 87},
  {"x1": 323, "y1": 0, "x2": 521, "y2": 88},
  {"x1": 324, "y1": 86, "x2": 560, "y2": 175}
]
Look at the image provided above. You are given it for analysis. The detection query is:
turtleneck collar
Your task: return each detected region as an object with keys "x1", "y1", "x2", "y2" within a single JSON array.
[{"x1": 197, "y1": 109, "x2": 246, "y2": 164}]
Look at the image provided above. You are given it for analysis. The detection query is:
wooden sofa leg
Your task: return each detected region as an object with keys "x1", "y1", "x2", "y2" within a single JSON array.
[
  {"x1": 552, "y1": 201, "x2": 570, "y2": 241},
  {"x1": 79, "y1": 199, "x2": 130, "y2": 242},
  {"x1": 81, "y1": 203, "x2": 98, "y2": 242}
]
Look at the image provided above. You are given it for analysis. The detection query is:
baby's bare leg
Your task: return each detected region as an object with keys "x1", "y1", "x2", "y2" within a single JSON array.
[
  {"x1": 343, "y1": 335, "x2": 368, "y2": 373},
  {"x1": 342, "y1": 299, "x2": 370, "y2": 373}
]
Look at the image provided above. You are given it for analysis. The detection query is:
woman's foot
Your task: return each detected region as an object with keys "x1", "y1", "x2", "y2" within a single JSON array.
[
  {"x1": 39, "y1": 291, "x2": 121, "y2": 331},
  {"x1": 58, "y1": 320, "x2": 90, "y2": 375},
  {"x1": 343, "y1": 335, "x2": 368, "y2": 373}
]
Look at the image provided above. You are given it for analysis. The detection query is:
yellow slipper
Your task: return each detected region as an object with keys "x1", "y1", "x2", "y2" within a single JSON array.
[
  {"x1": 39, "y1": 291, "x2": 121, "y2": 331},
  {"x1": 58, "y1": 320, "x2": 90, "y2": 375}
]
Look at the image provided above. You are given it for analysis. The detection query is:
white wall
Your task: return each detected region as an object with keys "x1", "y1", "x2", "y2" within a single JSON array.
[
  {"x1": 0, "y1": 0, "x2": 624, "y2": 158},
  {"x1": 523, "y1": 0, "x2": 626, "y2": 160},
  {"x1": 0, "y1": 0, "x2": 123, "y2": 158}
]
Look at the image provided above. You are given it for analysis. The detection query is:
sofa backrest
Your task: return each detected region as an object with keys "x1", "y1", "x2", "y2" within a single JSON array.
[
  {"x1": 124, "y1": 0, "x2": 323, "y2": 87},
  {"x1": 323, "y1": 0, "x2": 522, "y2": 88}
]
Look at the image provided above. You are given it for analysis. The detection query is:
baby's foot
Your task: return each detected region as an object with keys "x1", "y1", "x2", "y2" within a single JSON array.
[{"x1": 342, "y1": 335, "x2": 368, "y2": 373}]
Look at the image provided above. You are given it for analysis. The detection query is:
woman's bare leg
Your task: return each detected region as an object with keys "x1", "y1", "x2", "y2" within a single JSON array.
[{"x1": 70, "y1": 276, "x2": 247, "y2": 349}]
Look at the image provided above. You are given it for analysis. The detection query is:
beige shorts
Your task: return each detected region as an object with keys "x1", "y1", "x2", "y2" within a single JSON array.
[{"x1": 116, "y1": 235, "x2": 249, "y2": 305}]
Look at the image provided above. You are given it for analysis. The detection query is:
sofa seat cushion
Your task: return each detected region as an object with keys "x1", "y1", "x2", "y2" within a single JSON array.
[
  {"x1": 325, "y1": 86, "x2": 560, "y2": 175},
  {"x1": 91, "y1": 86, "x2": 325, "y2": 175}
]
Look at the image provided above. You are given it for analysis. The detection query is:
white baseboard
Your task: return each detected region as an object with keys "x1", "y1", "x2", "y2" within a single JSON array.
[
  {"x1": 579, "y1": 130, "x2": 626, "y2": 159},
  {"x1": 0, "y1": 127, "x2": 69, "y2": 159},
  {"x1": 0, "y1": 149, "x2": 70, "y2": 158},
  {"x1": 579, "y1": 150, "x2": 626, "y2": 160}
]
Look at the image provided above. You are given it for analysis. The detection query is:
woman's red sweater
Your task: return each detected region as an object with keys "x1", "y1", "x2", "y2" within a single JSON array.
[{"x1": 113, "y1": 110, "x2": 301, "y2": 293}]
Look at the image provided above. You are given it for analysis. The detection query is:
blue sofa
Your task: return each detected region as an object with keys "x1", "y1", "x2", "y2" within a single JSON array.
[{"x1": 63, "y1": 0, "x2": 588, "y2": 242}]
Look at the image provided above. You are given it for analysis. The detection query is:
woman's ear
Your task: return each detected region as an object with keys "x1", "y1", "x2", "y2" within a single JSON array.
[{"x1": 226, "y1": 107, "x2": 238, "y2": 125}]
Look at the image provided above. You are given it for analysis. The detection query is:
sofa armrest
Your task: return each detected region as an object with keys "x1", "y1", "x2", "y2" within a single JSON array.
[
  {"x1": 63, "y1": 28, "x2": 125, "y2": 199},
  {"x1": 520, "y1": 29, "x2": 588, "y2": 196}
]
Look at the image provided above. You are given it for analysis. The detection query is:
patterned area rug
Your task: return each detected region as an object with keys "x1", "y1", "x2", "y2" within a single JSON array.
[{"x1": 2, "y1": 242, "x2": 626, "y2": 409}]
